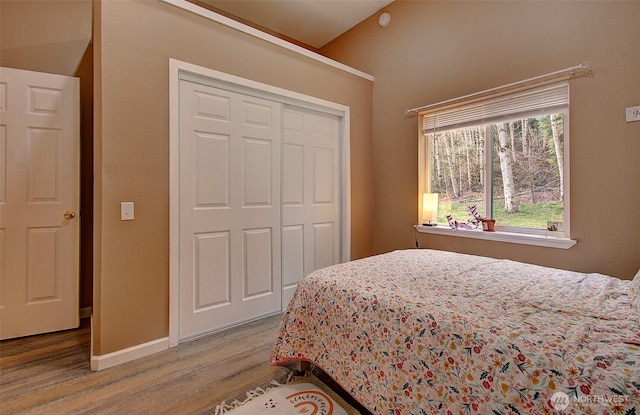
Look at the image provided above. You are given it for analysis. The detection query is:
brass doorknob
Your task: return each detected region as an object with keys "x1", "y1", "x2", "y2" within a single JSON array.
[{"x1": 63, "y1": 210, "x2": 76, "y2": 220}]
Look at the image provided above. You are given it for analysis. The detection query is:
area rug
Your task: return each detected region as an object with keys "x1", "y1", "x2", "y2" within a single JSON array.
[{"x1": 213, "y1": 373, "x2": 361, "y2": 415}]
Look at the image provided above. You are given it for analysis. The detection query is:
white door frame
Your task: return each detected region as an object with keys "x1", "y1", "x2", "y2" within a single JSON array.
[{"x1": 168, "y1": 58, "x2": 351, "y2": 347}]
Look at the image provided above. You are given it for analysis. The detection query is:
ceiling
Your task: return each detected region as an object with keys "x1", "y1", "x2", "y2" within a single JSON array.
[{"x1": 196, "y1": 0, "x2": 394, "y2": 49}]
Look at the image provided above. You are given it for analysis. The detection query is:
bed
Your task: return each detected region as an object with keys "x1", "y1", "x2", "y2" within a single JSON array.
[{"x1": 271, "y1": 249, "x2": 639, "y2": 414}]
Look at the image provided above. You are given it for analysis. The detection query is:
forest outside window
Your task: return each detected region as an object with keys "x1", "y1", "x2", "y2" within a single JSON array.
[{"x1": 418, "y1": 81, "x2": 570, "y2": 237}]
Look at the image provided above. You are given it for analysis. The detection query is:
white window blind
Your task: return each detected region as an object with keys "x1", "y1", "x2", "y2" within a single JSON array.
[{"x1": 423, "y1": 81, "x2": 569, "y2": 132}]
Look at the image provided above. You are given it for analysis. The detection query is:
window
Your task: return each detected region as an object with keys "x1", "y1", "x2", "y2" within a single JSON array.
[{"x1": 418, "y1": 82, "x2": 569, "y2": 236}]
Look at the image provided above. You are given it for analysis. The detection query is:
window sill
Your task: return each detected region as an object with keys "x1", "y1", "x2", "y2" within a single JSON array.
[{"x1": 415, "y1": 225, "x2": 576, "y2": 249}]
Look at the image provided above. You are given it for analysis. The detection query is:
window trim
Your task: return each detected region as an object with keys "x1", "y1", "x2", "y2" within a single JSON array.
[
  {"x1": 417, "y1": 81, "x2": 573, "y2": 244},
  {"x1": 415, "y1": 225, "x2": 576, "y2": 249}
]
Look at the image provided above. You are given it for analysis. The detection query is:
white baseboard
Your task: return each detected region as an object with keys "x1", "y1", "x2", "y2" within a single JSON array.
[{"x1": 90, "y1": 337, "x2": 169, "y2": 371}]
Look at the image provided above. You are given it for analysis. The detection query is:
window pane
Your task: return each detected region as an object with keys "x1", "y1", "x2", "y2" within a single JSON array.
[
  {"x1": 429, "y1": 127, "x2": 486, "y2": 226},
  {"x1": 421, "y1": 81, "x2": 569, "y2": 234},
  {"x1": 490, "y1": 115, "x2": 564, "y2": 228},
  {"x1": 428, "y1": 113, "x2": 565, "y2": 230}
]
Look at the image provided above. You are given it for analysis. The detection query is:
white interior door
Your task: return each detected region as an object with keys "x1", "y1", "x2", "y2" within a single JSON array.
[
  {"x1": 282, "y1": 106, "x2": 340, "y2": 306},
  {"x1": 0, "y1": 67, "x2": 80, "y2": 340},
  {"x1": 179, "y1": 80, "x2": 282, "y2": 341}
]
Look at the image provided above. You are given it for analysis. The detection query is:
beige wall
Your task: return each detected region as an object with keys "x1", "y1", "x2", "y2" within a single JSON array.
[
  {"x1": 322, "y1": 0, "x2": 640, "y2": 280},
  {"x1": 93, "y1": 0, "x2": 373, "y2": 354}
]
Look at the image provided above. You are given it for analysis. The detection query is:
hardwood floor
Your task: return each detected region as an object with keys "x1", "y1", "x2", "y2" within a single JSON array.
[{"x1": 0, "y1": 314, "x2": 295, "y2": 414}]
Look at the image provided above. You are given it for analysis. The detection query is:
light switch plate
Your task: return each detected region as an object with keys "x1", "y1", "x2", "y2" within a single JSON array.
[
  {"x1": 626, "y1": 105, "x2": 640, "y2": 123},
  {"x1": 121, "y1": 202, "x2": 134, "y2": 221}
]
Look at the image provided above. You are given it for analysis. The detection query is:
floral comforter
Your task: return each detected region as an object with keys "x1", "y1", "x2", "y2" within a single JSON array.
[{"x1": 271, "y1": 249, "x2": 639, "y2": 414}]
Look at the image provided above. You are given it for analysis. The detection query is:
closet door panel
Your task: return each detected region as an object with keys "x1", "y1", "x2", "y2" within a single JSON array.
[
  {"x1": 282, "y1": 225, "x2": 304, "y2": 290},
  {"x1": 281, "y1": 106, "x2": 340, "y2": 307},
  {"x1": 194, "y1": 232, "x2": 230, "y2": 309},
  {"x1": 313, "y1": 222, "x2": 335, "y2": 270},
  {"x1": 243, "y1": 227, "x2": 273, "y2": 298},
  {"x1": 179, "y1": 81, "x2": 281, "y2": 340},
  {"x1": 194, "y1": 132, "x2": 229, "y2": 207}
]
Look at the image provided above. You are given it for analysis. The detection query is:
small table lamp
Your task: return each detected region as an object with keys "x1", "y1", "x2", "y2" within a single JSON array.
[{"x1": 422, "y1": 193, "x2": 438, "y2": 226}]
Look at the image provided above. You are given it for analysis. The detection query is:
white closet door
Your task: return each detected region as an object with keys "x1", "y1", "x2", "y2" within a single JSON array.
[
  {"x1": 282, "y1": 106, "x2": 340, "y2": 306},
  {"x1": 178, "y1": 80, "x2": 281, "y2": 340}
]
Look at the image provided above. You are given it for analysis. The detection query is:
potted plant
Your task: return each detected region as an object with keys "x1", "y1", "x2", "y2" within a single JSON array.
[{"x1": 481, "y1": 218, "x2": 496, "y2": 232}]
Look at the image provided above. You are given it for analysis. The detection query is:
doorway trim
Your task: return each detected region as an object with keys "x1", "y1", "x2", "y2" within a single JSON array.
[{"x1": 168, "y1": 58, "x2": 351, "y2": 347}]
